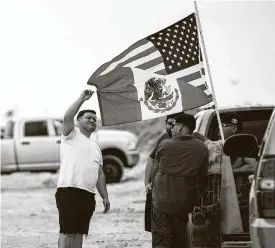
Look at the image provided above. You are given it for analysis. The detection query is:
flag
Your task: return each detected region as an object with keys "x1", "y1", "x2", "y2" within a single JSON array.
[{"x1": 88, "y1": 13, "x2": 212, "y2": 126}]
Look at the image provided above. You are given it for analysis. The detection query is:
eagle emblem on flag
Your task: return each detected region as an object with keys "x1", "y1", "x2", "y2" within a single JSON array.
[{"x1": 139, "y1": 77, "x2": 179, "y2": 113}]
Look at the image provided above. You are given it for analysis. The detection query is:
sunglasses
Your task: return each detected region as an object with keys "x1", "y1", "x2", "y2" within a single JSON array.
[{"x1": 167, "y1": 122, "x2": 182, "y2": 129}]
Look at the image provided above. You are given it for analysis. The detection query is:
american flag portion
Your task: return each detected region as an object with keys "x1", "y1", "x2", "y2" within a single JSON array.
[{"x1": 93, "y1": 13, "x2": 212, "y2": 99}]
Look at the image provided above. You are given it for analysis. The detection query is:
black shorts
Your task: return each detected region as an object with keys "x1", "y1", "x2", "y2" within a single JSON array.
[{"x1": 55, "y1": 187, "x2": 96, "y2": 235}]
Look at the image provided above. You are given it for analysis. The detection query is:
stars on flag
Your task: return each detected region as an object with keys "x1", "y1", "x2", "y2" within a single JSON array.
[{"x1": 148, "y1": 13, "x2": 201, "y2": 74}]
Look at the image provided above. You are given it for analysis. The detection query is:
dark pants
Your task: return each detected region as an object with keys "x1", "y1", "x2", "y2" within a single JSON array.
[
  {"x1": 145, "y1": 191, "x2": 152, "y2": 232},
  {"x1": 151, "y1": 206, "x2": 189, "y2": 248}
]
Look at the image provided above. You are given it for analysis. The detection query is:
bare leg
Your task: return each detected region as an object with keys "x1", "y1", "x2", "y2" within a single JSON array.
[{"x1": 58, "y1": 233, "x2": 83, "y2": 248}]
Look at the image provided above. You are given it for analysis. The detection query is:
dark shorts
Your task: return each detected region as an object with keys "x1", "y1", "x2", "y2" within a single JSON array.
[{"x1": 55, "y1": 187, "x2": 96, "y2": 235}]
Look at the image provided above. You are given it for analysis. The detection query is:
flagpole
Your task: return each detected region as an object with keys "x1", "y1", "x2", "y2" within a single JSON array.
[
  {"x1": 194, "y1": 2, "x2": 245, "y2": 234},
  {"x1": 194, "y1": 1, "x2": 225, "y2": 143}
]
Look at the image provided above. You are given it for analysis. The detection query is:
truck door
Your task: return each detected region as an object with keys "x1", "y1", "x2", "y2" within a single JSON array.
[{"x1": 15, "y1": 120, "x2": 60, "y2": 170}]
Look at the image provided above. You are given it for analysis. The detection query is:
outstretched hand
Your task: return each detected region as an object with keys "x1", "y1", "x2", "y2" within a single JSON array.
[{"x1": 80, "y1": 90, "x2": 94, "y2": 101}]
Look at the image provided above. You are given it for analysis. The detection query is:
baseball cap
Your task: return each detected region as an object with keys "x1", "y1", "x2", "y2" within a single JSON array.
[{"x1": 221, "y1": 112, "x2": 243, "y2": 132}]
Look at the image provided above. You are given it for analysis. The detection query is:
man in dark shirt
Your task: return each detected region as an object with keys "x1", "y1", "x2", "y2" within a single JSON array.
[
  {"x1": 144, "y1": 113, "x2": 178, "y2": 193},
  {"x1": 151, "y1": 113, "x2": 209, "y2": 247},
  {"x1": 144, "y1": 114, "x2": 178, "y2": 232},
  {"x1": 144, "y1": 113, "x2": 208, "y2": 232},
  {"x1": 145, "y1": 114, "x2": 207, "y2": 192}
]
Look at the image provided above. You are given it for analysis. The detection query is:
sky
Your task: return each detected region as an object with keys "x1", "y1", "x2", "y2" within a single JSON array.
[{"x1": 1, "y1": 0, "x2": 275, "y2": 124}]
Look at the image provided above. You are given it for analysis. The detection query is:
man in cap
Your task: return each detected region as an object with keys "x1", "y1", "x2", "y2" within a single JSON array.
[{"x1": 205, "y1": 112, "x2": 256, "y2": 171}]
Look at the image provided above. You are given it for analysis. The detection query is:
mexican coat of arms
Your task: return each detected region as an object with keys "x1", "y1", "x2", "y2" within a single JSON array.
[{"x1": 139, "y1": 77, "x2": 179, "y2": 113}]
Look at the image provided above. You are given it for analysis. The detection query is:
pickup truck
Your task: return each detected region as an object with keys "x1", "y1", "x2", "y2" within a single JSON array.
[
  {"x1": 186, "y1": 105, "x2": 274, "y2": 248},
  {"x1": 1, "y1": 117, "x2": 140, "y2": 183}
]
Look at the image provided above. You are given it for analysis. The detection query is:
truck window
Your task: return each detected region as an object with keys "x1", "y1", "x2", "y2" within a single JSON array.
[
  {"x1": 24, "y1": 121, "x2": 48, "y2": 137},
  {"x1": 53, "y1": 120, "x2": 63, "y2": 136}
]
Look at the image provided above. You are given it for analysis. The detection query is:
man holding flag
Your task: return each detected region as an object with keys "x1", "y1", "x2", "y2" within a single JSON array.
[{"x1": 55, "y1": 90, "x2": 110, "y2": 248}]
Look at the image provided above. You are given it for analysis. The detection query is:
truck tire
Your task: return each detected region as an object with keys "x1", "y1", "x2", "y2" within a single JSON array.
[{"x1": 103, "y1": 155, "x2": 124, "y2": 183}]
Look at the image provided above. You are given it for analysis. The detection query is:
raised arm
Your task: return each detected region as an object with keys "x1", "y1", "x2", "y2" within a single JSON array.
[{"x1": 62, "y1": 90, "x2": 94, "y2": 136}]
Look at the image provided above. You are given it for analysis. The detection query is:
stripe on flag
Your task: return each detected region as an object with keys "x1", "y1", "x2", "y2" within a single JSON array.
[{"x1": 100, "y1": 41, "x2": 154, "y2": 75}]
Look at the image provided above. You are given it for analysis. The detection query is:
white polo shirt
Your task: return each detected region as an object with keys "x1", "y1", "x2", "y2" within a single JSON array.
[{"x1": 57, "y1": 127, "x2": 103, "y2": 194}]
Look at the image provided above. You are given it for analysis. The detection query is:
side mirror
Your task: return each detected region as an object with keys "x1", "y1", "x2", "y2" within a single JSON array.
[{"x1": 223, "y1": 134, "x2": 259, "y2": 158}]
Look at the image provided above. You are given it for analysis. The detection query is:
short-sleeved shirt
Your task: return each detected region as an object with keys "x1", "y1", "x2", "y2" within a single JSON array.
[
  {"x1": 152, "y1": 135, "x2": 209, "y2": 214},
  {"x1": 149, "y1": 133, "x2": 170, "y2": 159},
  {"x1": 149, "y1": 132, "x2": 207, "y2": 160},
  {"x1": 57, "y1": 128, "x2": 103, "y2": 194}
]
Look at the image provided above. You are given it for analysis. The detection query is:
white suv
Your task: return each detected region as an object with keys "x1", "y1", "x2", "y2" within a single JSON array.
[{"x1": 224, "y1": 109, "x2": 275, "y2": 248}]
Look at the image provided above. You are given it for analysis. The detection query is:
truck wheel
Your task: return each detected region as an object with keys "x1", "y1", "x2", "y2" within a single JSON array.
[{"x1": 103, "y1": 155, "x2": 124, "y2": 183}]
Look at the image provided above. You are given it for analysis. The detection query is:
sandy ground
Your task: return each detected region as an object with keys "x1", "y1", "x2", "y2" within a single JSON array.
[{"x1": 1, "y1": 152, "x2": 152, "y2": 248}]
